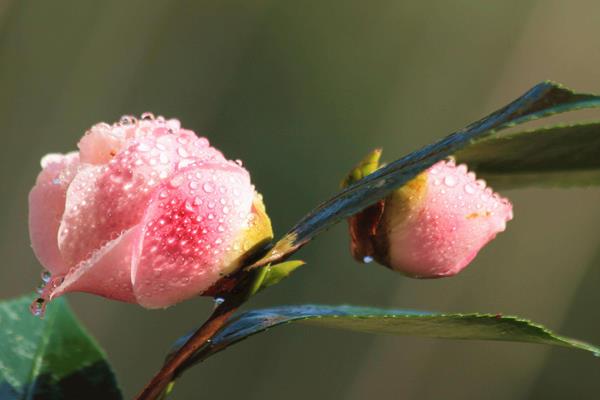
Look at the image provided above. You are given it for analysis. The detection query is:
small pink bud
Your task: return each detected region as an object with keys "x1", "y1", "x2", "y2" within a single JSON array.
[
  {"x1": 345, "y1": 152, "x2": 513, "y2": 278},
  {"x1": 29, "y1": 114, "x2": 273, "y2": 309}
]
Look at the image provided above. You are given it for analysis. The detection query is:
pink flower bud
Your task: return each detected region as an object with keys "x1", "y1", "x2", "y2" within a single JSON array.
[
  {"x1": 29, "y1": 114, "x2": 273, "y2": 310},
  {"x1": 346, "y1": 153, "x2": 513, "y2": 278}
]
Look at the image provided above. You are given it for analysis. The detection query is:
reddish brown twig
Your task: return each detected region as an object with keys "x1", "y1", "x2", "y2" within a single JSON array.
[{"x1": 134, "y1": 299, "x2": 240, "y2": 400}]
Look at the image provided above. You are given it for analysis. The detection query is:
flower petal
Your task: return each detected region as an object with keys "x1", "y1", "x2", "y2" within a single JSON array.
[
  {"x1": 131, "y1": 162, "x2": 255, "y2": 308},
  {"x1": 58, "y1": 130, "x2": 226, "y2": 269},
  {"x1": 50, "y1": 227, "x2": 140, "y2": 303},
  {"x1": 28, "y1": 152, "x2": 79, "y2": 275},
  {"x1": 383, "y1": 160, "x2": 513, "y2": 277}
]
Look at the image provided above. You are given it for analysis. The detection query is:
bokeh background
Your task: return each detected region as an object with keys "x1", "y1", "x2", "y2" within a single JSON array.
[{"x1": 1, "y1": 1, "x2": 600, "y2": 399}]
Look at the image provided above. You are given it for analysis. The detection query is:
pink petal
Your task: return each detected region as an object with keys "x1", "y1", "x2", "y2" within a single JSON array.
[
  {"x1": 78, "y1": 123, "x2": 125, "y2": 165},
  {"x1": 58, "y1": 127, "x2": 227, "y2": 269},
  {"x1": 50, "y1": 227, "x2": 140, "y2": 303},
  {"x1": 28, "y1": 152, "x2": 79, "y2": 275},
  {"x1": 131, "y1": 162, "x2": 254, "y2": 308},
  {"x1": 386, "y1": 160, "x2": 513, "y2": 277}
]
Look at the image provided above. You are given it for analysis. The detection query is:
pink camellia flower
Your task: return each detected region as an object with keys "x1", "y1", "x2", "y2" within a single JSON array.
[
  {"x1": 29, "y1": 114, "x2": 273, "y2": 311},
  {"x1": 345, "y1": 150, "x2": 513, "y2": 278}
]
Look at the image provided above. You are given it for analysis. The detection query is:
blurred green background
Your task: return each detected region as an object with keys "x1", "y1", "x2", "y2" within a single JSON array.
[{"x1": 1, "y1": 1, "x2": 600, "y2": 399}]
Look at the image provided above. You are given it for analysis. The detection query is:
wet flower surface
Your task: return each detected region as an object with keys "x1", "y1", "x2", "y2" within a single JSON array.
[
  {"x1": 29, "y1": 114, "x2": 272, "y2": 311},
  {"x1": 347, "y1": 155, "x2": 513, "y2": 278}
]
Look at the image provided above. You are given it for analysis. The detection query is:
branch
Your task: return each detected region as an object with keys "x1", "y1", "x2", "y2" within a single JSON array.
[{"x1": 134, "y1": 299, "x2": 241, "y2": 400}]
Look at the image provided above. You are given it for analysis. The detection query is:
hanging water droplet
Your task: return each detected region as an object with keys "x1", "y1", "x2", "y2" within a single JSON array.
[
  {"x1": 363, "y1": 256, "x2": 374, "y2": 263},
  {"x1": 29, "y1": 297, "x2": 46, "y2": 318},
  {"x1": 41, "y1": 270, "x2": 51, "y2": 284},
  {"x1": 214, "y1": 297, "x2": 225, "y2": 306}
]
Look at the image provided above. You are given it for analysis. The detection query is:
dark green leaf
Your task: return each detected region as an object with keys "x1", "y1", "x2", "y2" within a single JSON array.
[
  {"x1": 171, "y1": 305, "x2": 600, "y2": 376},
  {"x1": 455, "y1": 122, "x2": 600, "y2": 189},
  {"x1": 0, "y1": 294, "x2": 122, "y2": 400},
  {"x1": 251, "y1": 81, "x2": 600, "y2": 268}
]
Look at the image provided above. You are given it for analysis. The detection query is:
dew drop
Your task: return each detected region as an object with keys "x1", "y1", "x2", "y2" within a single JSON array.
[
  {"x1": 464, "y1": 184, "x2": 475, "y2": 194},
  {"x1": 214, "y1": 297, "x2": 225, "y2": 306},
  {"x1": 203, "y1": 182, "x2": 214, "y2": 193},
  {"x1": 363, "y1": 256, "x2": 374, "y2": 263},
  {"x1": 29, "y1": 298, "x2": 46, "y2": 318},
  {"x1": 189, "y1": 181, "x2": 199, "y2": 190},
  {"x1": 170, "y1": 176, "x2": 184, "y2": 187},
  {"x1": 138, "y1": 142, "x2": 151, "y2": 152},
  {"x1": 41, "y1": 270, "x2": 51, "y2": 284},
  {"x1": 177, "y1": 147, "x2": 189, "y2": 158},
  {"x1": 166, "y1": 119, "x2": 181, "y2": 133},
  {"x1": 141, "y1": 112, "x2": 155, "y2": 121},
  {"x1": 119, "y1": 115, "x2": 137, "y2": 126},
  {"x1": 444, "y1": 175, "x2": 457, "y2": 187}
]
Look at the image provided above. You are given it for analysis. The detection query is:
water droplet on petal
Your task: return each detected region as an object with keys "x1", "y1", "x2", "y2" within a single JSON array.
[
  {"x1": 444, "y1": 175, "x2": 457, "y2": 187},
  {"x1": 203, "y1": 182, "x2": 214, "y2": 193},
  {"x1": 170, "y1": 176, "x2": 184, "y2": 187},
  {"x1": 138, "y1": 142, "x2": 151, "y2": 152},
  {"x1": 177, "y1": 147, "x2": 189, "y2": 158}
]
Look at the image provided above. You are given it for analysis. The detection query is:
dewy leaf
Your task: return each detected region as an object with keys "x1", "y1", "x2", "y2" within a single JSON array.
[
  {"x1": 455, "y1": 122, "x2": 600, "y2": 189},
  {"x1": 171, "y1": 305, "x2": 600, "y2": 375},
  {"x1": 250, "y1": 81, "x2": 600, "y2": 268},
  {"x1": 0, "y1": 294, "x2": 122, "y2": 400}
]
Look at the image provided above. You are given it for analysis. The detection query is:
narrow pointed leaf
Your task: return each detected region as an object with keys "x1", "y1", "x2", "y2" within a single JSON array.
[
  {"x1": 170, "y1": 305, "x2": 600, "y2": 377},
  {"x1": 0, "y1": 294, "x2": 122, "y2": 400},
  {"x1": 455, "y1": 122, "x2": 600, "y2": 189},
  {"x1": 250, "y1": 82, "x2": 600, "y2": 268}
]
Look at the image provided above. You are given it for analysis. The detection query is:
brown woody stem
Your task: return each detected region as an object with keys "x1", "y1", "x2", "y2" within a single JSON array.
[{"x1": 134, "y1": 299, "x2": 241, "y2": 400}]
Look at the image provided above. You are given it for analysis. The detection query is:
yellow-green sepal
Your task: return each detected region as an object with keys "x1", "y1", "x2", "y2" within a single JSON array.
[{"x1": 341, "y1": 148, "x2": 382, "y2": 188}]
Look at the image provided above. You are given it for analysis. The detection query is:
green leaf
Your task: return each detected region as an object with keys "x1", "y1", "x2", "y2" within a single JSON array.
[
  {"x1": 455, "y1": 121, "x2": 600, "y2": 189},
  {"x1": 0, "y1": 294, "x2": 122, "y2": 400},
  {"x1": 171, "y1": 305, "x2": 600, "y2": 375},
  {"x1": 250, "y1": 81, "x2": 600, "y2": 268},
  {"x1": 259, "y1": 260, "x2": 305, "y2": 291}
]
